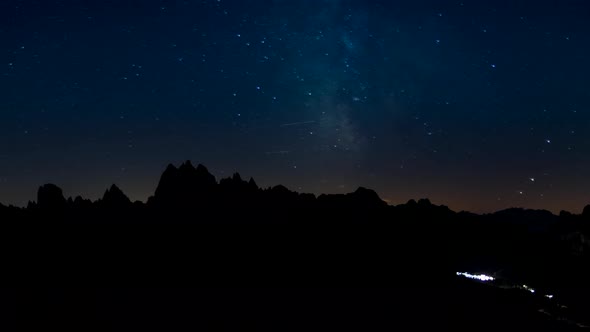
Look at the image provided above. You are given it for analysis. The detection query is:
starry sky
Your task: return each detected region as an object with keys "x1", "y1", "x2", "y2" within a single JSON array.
[{"x1": 1, "y1": 0, "x2": 589, "y2": 213}]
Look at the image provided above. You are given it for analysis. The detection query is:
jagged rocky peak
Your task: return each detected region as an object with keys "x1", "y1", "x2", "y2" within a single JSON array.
[
  {"x1": 195, "y1": 163, "x2": 217, "y2": 185},
  {"x1": 195, "y1": 163, "x2": 212, "y2": 175},
  {"x1": 418, "y1": 198, "x2": 432, "y2": 206},
  {"x1": 37, "y1": 184, "x2": 66, "y2": 209},
  {"x1": 232, "y1": 172, "x2": 243, "y2": 182},
  {"x1": 179, "y1": 160, "x2": 196, "y2": 172},
  {"x1": 248, "y1": 177, "x2": 258, "y2": 190},
  {"x1": 221, "y1": 172, "x2": 244, "y2": 185},
  {"x1": 221, "y1": 172, "x2": 247, "y2": 188},
  {"x1": 102, "y1": 184, "x2": 131, "y2": 206},
  {"x1": 158, "y1": 161, "x2": 216, "y2": 186},
  {"x1": 163, "y1": 163, "x2": 178, "y2": 174},
  {"x1": 152, "y1": 161, "x2": 218, "y2": 205},
  {"x1": 74, "y1": 195, "x2": 91, "y2": 205},
  {"x1": 105, "y1": 183, "x2": 124, "y2": 195}
]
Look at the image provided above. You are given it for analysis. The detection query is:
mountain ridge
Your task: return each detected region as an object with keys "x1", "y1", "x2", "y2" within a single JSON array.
[
  {"x1": 2, "y1": 160, "x2": 589, "y2": 217},
  {"x1": 1, "y1": 161, "x2": 589, "y2": 328}
]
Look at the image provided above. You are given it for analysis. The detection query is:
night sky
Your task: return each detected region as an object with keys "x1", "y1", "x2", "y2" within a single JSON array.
[{"x1": 1, "y1": 0, "x2": 589, "y2": 213}]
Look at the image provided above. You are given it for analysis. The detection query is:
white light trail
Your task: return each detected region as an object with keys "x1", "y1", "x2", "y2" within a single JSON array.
[
  {"x1": 456, "y1": 272, "x2": 495, "y2": 282},
  {"x1": 522, "y1": 285, "x2": 536, "y2": 293}
]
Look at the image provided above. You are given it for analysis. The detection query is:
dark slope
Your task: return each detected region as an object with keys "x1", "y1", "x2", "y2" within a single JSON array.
[
  {"x1": 1, "y1": 161, "x2": 589, "y2": 330},
  {"x1": 0, "y1": 283, "x2": 578, "y2": 331}
]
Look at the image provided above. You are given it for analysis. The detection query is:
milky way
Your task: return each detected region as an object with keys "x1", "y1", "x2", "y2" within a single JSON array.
[{"x1": 1, "y1": 0, "x2": 589, "y2": 213}]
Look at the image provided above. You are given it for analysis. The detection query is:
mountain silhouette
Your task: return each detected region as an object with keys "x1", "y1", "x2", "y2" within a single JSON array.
[
  {"x1": 316, "y1": 187, "x2": 387, "y2": 210},
  {"x1": 149, "y1": 161, "x2": 218, "y2": 208},
  {"x1": 1, "y1": 160, "x2": 589, "y2": 329},
  {"x1": 36, "y1": 184, "x2": 67, "y2": 210},
  {"x1": 142, "y1": 161, "x2": 388, "y2": 212},
  {"x1": 99, "y1": 184, "x2": 132, "y2": 209}
]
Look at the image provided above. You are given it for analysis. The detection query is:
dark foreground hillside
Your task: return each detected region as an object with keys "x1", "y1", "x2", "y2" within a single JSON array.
[
  {"x1": 0, "y1": 284, "x2": 581, "y2": 331},
  {"x1": 1, "y1": 161, "x2": 589, "y2": 330}
]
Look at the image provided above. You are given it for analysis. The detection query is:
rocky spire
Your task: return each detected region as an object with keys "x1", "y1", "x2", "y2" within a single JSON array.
[{"x1": 37, "y1": 184, "x2": 66, "y2": 210}]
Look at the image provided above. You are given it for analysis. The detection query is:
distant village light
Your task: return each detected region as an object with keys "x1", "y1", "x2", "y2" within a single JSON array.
[{"x1": 456, "y1": 272, "x2": 495, "y2": 282}]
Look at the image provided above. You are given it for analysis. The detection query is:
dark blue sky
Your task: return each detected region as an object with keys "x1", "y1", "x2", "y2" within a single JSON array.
[{"x1": 1, "y1": 0, "x2": 589, "y2": 213}]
